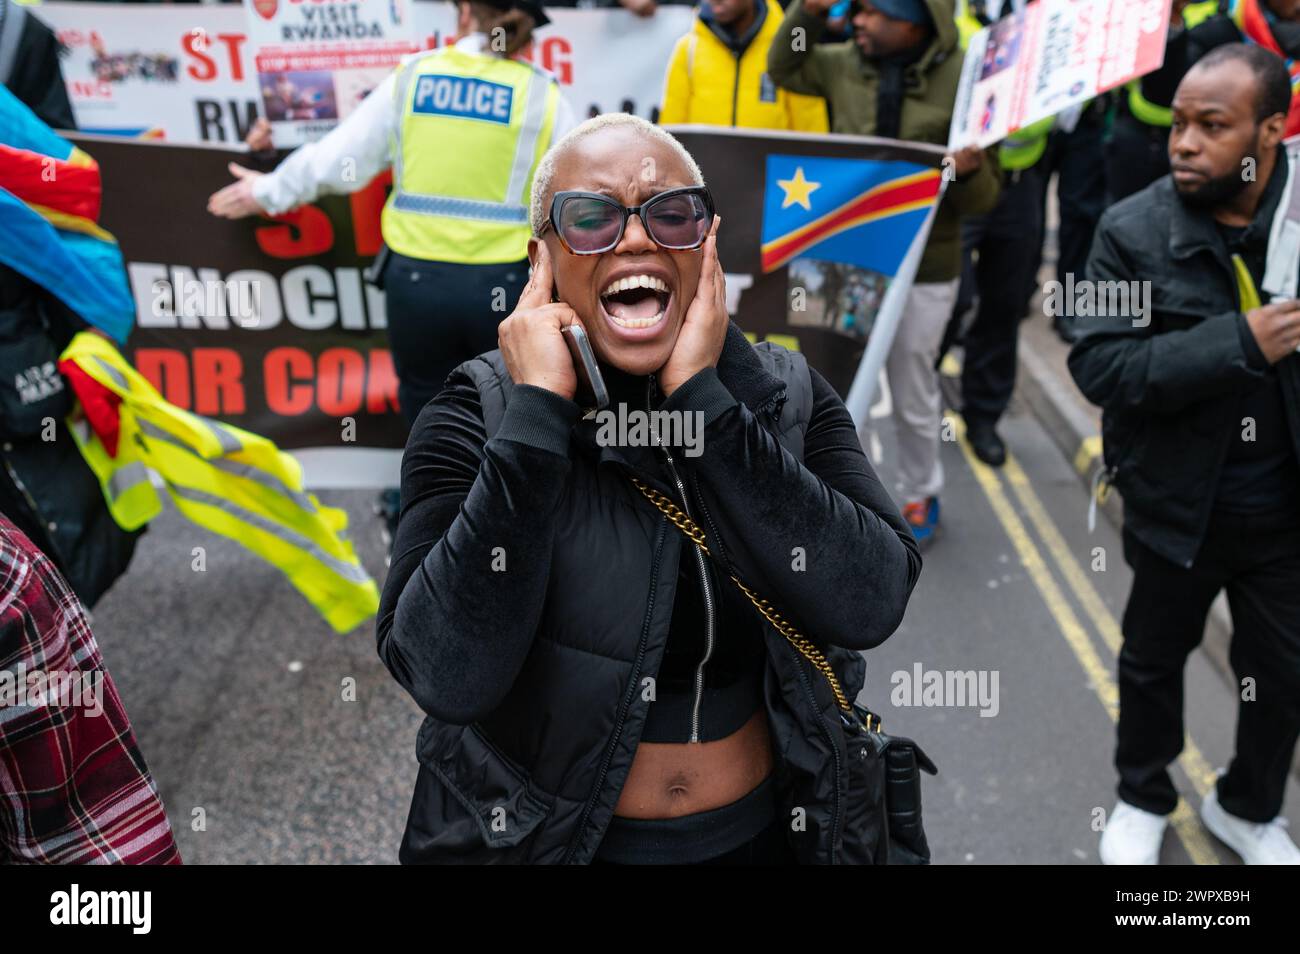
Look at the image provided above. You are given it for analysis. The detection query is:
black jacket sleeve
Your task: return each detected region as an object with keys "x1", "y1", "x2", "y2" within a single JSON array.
[
  {"x1": 8, "y1": 14, "x2": 77, "y2": 131},
  {"x1": 377, "y1": 360, "x2": 922, "y2": 725},
  {"x1": 375, "y1": 371, "x2": 582, "y2": 725},
  {"x1": 660, "y1": 364, "x2": 921, "y2": 651},
  {"x1": 767, "y1": 0, "x2": 834, "y2": 98},
  {"x1": 1068, "y1": 211, "x2": 1267, "y2": 415}
]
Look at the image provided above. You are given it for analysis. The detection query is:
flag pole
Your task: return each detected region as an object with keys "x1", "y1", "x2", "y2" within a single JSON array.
[{"x1": 843, "y1": 181, "x2": 946, "y2": 427}]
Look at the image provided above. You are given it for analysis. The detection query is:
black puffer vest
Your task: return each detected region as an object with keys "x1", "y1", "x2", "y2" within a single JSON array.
[{"x1": 398, "y1": 324, "x2": 881, "y2": 864}]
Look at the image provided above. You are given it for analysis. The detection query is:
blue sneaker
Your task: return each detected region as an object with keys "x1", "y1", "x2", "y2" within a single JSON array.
[{"x1": 902, "y1": 496, "x2": 940, "y2": 547}]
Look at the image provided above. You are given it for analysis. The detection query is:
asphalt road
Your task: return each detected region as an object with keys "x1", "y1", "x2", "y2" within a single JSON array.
[{"x1": 87, "y1": 352, "x2": 1300, "y2": 864}]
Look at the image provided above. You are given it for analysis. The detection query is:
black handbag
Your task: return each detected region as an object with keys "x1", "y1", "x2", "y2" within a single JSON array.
[
  {"x1": 850, "y1": 702, "x2": 938, "y2": 864},
  {"x1": 628, "y1": 475, "x2": 938, "y2": 865}
]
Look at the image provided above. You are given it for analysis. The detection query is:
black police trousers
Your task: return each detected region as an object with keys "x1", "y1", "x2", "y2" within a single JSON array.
[{"x1": 382, "y1": 250, "x2": 528, "y2": 427}]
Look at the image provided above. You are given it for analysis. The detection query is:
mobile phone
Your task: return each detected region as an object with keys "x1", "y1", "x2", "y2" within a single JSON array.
[{"x1": 561, "y1": 324, "x2": 609, "y2": 412}]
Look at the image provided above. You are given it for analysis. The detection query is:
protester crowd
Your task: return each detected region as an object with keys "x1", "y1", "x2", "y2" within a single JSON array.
[{"x1": 2, "y1": 0, "x2": 1299, "y2": 865}]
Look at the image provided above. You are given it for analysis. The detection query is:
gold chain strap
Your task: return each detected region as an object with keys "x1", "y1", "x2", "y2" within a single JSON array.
[{"x1": 628, "y1": 476, "x2": 857, "y2": 717}]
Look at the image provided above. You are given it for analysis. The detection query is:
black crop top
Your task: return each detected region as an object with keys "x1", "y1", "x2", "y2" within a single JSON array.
[
  {"x1": 639, "y1": 537, "x2": 768, "y2": 742},
  {"x1": 594, "y1": 364, "x2": 768, "y2": 744}
]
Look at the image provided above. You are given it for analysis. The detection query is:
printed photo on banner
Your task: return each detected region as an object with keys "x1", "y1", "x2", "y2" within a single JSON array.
[
  {"x1": 242, "y1": 0, "x2": 420, "y2": 146},
  {"x1": 787, "y1": 260, "x2": 891, "y2": 342},
  {"x1": 948, "y1": 0, "x2": 1173, "y2": 150}
]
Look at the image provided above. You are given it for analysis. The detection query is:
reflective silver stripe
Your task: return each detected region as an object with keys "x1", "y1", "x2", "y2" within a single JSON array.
[
  {"x1": 504, "y1": 71, "x2": 550, "y2": 206},
  {"x1": 92, "y1": 356, "x2": 130, "y2": 393},
  {"x1": 106, "y1": 461, "x2": 151, "y2": 502},
  {"x1": 391, "y1": 192, "x2": 528, "y2": 223},
  {"x1": 392, "y1": 58, "x2": 421, "y2": 190},
  {"x1": 168, "y1": 483, "x2": 370, "y2": 584},
  {"x1": 136, "y1": 419, "x2": 317, "y2": 513},
  {"x1": 87, "y1": 354, "x2": 239, "y2": 456},
  {"x1": 201, "y1": 418, "x2": 243, "y2": 455},
  {"x1": 71, "y1": 417, "x2": 92, "y2": 445}
]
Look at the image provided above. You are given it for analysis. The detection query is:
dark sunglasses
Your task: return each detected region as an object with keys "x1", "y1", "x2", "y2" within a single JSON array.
[{"x1": 540, "y1": 186, "x2": 715, "y2": 255}]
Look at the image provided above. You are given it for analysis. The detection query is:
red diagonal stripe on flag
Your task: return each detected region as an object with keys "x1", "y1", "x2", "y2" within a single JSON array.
[
  {"x1": 761, "y1": 172, "x2": 940, "y2": 273},
  {"x1": 0, "y1": 143, "x2": 102, "y2": 223}
]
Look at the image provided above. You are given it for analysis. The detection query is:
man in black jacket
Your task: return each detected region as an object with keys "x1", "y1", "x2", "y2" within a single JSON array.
[
  {"x1": 1070, "y1": 44, "x2": 1300, "y2": 865},
  {"x1": 1108, "y1": 0, "x2": 1300, "y2": 204}
]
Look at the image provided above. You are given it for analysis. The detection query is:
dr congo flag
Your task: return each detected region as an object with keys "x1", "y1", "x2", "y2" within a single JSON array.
[{"x1": 667, "y1": 126, "x2": 945, "y2": 422}]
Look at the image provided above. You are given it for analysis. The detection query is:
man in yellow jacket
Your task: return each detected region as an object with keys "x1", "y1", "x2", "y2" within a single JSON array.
[{"x1": 660, "y1": 0, "x2": 829, "y2": 130}]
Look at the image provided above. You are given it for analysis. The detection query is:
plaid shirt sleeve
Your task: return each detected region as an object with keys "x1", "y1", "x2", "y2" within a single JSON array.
[{"x1": 0, "y1": 518, "x2": 180, "y2": 864}]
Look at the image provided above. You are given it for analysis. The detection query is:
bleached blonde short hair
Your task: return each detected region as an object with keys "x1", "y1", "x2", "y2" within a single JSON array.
[{"x1": 529, "y1": 113, "x2": 706, "y2": 237}]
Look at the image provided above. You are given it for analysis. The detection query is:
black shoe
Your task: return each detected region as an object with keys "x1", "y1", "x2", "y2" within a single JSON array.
[
  {"x1": 967, "y1": 420, "x2": 1006, "y2": 467},
  {"x1": 1053, "y1": 315, "x2": 1083, "y2": 344}
]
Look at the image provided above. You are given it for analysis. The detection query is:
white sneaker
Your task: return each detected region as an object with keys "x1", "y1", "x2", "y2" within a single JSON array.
[
  {"x1": 1200, "y1": 784, "x2": 1300, "y2": 865},
  {"x1": 1100, "y1": 800, "x2": 1168, "y2": 865}
]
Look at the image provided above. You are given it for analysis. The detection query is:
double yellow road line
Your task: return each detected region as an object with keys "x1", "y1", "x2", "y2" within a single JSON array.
[{"x1": 949, "y1": 413, "x2": 1222, "y2": 865}]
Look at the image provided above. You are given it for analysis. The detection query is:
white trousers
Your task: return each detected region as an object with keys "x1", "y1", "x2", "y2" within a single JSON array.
[{"x1": 884, "y1": 277, "x2": 960, "y2": 506}]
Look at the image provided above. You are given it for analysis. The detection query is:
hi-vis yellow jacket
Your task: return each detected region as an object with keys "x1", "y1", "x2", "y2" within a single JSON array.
[
  {"x1": 60, "y1": 332, "x2": 379, "y2": 633},
  {"x1": 660, "y1": 0, "x2": 828, "y2": 131},
  {"x1": 382, "y1": 45, "x2": 561, "y2": 264}
]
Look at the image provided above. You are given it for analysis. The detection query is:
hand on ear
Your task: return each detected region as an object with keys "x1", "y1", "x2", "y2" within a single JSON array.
[
  {"x1": 528, "y1": 240, "x2": 559, "y2": 303},
  {"x1": 658, "y1": 215, "x2": 727, "y2": 398},
  {"x1": 503, "y1": 240, "x2": 583, "y2": 400}
]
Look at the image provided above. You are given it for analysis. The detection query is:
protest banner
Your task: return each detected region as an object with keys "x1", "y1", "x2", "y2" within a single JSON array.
[
  {"x1": 41, "y1": 1, "x2": 690, "y2": 145},
  {"x1": 241, "y1": 0, "x2": 420, "y2": 148},
  {"x1": 69, "y1": 133, "x2": 406, "y2": 487},
  {"x1": 71, "y1": 125, "x2": 941, "y2": 485},
  {"x1": 948, "y1": 0, "x2": 1172, "y2": 150}
]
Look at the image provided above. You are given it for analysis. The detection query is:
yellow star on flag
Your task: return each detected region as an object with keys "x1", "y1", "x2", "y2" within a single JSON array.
[{"x1": 777, "y1": 166, "x2": 820, "y2": 210}]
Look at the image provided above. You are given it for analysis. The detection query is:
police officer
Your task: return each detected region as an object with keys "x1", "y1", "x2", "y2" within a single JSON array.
[{"x1": 208, "y1": 0, "x2": 576, "y2": 545}]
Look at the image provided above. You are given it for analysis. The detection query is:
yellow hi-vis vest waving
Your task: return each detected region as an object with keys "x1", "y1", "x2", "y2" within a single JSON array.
[
  {"x1": 60, "y1": 332, "x2": 379, "y2": 634},
  {"x1": 381, "y1": 45, "x2": 561, "y2": 265}
]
